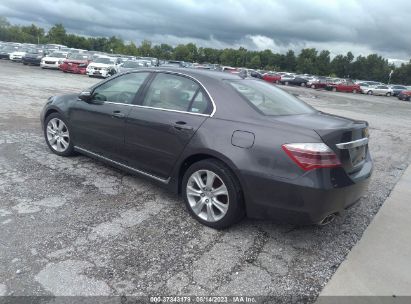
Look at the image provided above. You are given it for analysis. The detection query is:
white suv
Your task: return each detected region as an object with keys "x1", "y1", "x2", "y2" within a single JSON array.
[{"x1": 86, "y1": 57, "x2": 121, "y2": 78}]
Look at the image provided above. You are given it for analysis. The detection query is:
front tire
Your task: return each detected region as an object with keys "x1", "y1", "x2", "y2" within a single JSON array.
[
  {"x1": 386, "y1": 92, "x2": 391, "y2": 97},
  {"x1": 182, "y1": 159, "x2": 244, "y2": 229},
  {"x1": 44, "y1": 113, "x2": 75, "y2": 157}
]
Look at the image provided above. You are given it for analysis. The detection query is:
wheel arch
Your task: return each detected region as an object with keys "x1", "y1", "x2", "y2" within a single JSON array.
[
  {"x1": 44, "y1": 108, "x2": 60, "y2": 120},
  {"x1": 175, "y1": 151, "x2": 244, "y2": 196}
]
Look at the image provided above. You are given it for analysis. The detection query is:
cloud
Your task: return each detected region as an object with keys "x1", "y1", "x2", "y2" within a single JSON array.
[{"x1": 1, "y1": 0, "x2": 410, "y2": 59}]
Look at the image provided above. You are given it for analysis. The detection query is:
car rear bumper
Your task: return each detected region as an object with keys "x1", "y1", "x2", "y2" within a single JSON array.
[{"x1": 242, "y1": 161, "x2": 372, "y2": 224}]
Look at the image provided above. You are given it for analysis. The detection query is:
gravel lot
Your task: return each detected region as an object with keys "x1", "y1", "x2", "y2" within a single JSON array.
[{"x1": 1, "y1": 60, "x2": 410, "y2": 301}]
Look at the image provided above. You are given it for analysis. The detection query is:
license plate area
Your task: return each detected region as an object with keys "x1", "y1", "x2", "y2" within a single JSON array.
[{"x1": 349, "y1": 145, "x2": 367, "y2": 167}]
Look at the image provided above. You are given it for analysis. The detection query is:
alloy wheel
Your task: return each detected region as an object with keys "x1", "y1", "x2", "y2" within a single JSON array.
[
  {"x1": 46, "y1": 118, "x2": 70, "y2": 152},
  {"x1": 186, "y1": 170, "x2": 229, "y2": 222}
]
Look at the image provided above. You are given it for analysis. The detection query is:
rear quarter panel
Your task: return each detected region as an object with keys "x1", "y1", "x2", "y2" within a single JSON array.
[{"x1": 170, "y1": 116, "x2": 323, "y2": 195}]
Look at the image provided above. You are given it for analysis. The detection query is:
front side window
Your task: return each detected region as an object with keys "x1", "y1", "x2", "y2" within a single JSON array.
[
  {"x1": 92, "y1": 72, "x2": 149, "y2": 104},
  {"x1": 143, "y1": 73, "x2": 207, "y2": 112},
  {"x1": 228, "y1": 80, "x2": 315, "y2": 116}
]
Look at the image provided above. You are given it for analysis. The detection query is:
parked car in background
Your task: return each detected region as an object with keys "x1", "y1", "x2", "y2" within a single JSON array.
[
  {"x1": 397, "y1": 90, "x2": 411, "y2": 101},
  {"x1": 262, "y1": 73, "x2": 281, "y2": 83},
  {"x1": 86, "y1": 56, "x2": 121, "y2": 78},
  {"x1": 365, "y1": 85, "x2": 394, "y2": 96},
  {"x1": 280, "y1": 76, "x2": 308, "y2": 86},
  {"x1": 40, "y1": 52, "x2": 68, "y2": 69},
  {"x1": 307, "y1": 77, "x2": 330, "y2": 89},
  {"x1": 326, "y1": 80, "x2": 360, "y2": 93},
  {"x1": 279, "y1": 73, "x2": 295, "y2": 85},
  {"x1": 118, "y1": 60, "x2": 149, "y2": 73},
  {"x1": 9, "y1": 47, "x2": 32, "y2": 62},
  {"x1": 221, "y1": 66, "x2": 238, "y2": 73},
  {"x1": 59, "y1": 53, "x2": 91, "y2": 74},
  {"x1": 357, "y1": 82, "x2": 373, "y2": 94},
  {"x1": 390, "y1": 85, "x2": 408, "y2": 96},
  {"x1": 40, "y1": 68, "x2": 372, "y2": 228},
  {"x1": 0, "y1": 45, "x2": 20, "y2": 59},
  {"x1": 248, "y1": 70, "x2": 263, "y2": 79},
  {"x1": 22, "y1": 49, "x2": 45, "y2": 66}
]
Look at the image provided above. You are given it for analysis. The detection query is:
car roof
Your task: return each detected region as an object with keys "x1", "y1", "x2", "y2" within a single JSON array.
[{"x1": 144, "y1": 67, "x2": 244, "y2": 82}]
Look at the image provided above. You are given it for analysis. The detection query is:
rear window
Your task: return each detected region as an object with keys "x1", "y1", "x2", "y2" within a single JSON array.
[{"x1": 228, "y1": 80, "x2": 315, "y2": 116}]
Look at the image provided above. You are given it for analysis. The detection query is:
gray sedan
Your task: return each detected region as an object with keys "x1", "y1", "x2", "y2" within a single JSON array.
[{"x1": 40, "y1": 68, "x2": 372, "y2": 228}]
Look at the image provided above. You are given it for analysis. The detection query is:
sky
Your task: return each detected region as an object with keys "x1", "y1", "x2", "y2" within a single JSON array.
[{"x1": 0, "y1": 0, "x2": 410, "y2": 61}]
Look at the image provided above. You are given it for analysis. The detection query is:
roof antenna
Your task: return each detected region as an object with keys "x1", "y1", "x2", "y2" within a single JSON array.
[{"x1": 239, "y1": 69, "x2": 247, "y2": 79}]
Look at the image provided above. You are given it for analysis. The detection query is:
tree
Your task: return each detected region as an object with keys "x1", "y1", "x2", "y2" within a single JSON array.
[
  {"x1": 47, "y1": 24, "x2": 66, "y2": 44},
  {"x1": 174, "y1": 44, "x2": 190, "y2": 61},
  {"x1": 1, "y1": 16, "x2": 411, "y2": 84},
  {"x1": 296, "y1": 48, "x2": 318, "y2": 74},
  {"x1": 317, "y1": 50, "x2": 331, "y2": 76},
  {"x1": 249, "y1": 54, "x2": 261, "y2": 69},
  {"x1": 283, "y1": 50, "x2": 296, "y2": 71},
  {"x1": 139, "y1": 39, "x2": 152, "y2": 56}
]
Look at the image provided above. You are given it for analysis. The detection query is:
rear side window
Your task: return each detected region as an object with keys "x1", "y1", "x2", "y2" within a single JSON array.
[
  {"x1": 228, "y1": 80, "x2": 315, "y2": 116},
  {"x1": 143, "y1": 73, "x2": 212, "y2": 114}
]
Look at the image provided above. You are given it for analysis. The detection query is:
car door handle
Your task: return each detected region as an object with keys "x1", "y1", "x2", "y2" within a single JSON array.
[
  {"x1": 112, "y1": 111, "x2": 125, "y2": 118},
  {"x1": 173, "y1": 121, "x2": 193, "y2": 131}
]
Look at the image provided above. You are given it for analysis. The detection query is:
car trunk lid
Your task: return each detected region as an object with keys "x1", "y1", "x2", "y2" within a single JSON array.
[{"x1": 272, "y1": 112, "x2": 369, "y2": 174}]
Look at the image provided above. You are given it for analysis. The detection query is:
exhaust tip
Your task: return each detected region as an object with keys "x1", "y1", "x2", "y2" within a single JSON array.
[{"x1": 318, "y1": 213, "x2": 337, "y2": 226}]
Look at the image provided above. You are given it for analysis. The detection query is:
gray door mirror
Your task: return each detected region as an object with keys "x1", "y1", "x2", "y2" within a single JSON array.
[{"x1": 79, "y1": 91, "x2": 92, "y2": 101}]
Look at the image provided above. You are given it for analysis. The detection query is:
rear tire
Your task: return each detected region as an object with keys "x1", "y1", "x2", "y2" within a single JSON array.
[
  {"x1": 182, "y1": 159, "x2": 244, "y2": 229},
  {"x1": 352, "y1": 89, "x2": 357, "y2": 94},
  {"x1": 367, "y1": 91, "x2": 373, "y2": 95},
  {"x1": 311, "y1": 84, "x2": 315, "y2": 89},
  {"x1": 386, "y1": 92, "x2": 391, "y2": 97},
  {"x1": 332, "y1": 87, "x2": 337, "y2": 92}
]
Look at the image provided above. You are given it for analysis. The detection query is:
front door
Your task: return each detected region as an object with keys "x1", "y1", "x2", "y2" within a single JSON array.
[
  {"x1": 69, "y1": 72, "x2": 151, "y2": 161},
  {"x1": 124, "y1": 72, "x2": 213, "y2": 179}
]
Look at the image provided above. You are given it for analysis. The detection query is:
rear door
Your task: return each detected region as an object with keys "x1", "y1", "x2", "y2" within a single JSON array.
[{"x1": 124, "y1": 72, "x2": 213, "y2": 179}]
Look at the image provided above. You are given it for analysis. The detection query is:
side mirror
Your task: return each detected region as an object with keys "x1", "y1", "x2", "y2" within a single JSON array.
[{"x1": 79, "y1": 91, "x2": 92, "y2": 101}]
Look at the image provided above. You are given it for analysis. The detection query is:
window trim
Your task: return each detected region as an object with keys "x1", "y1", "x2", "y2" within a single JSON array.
[
  {"x1": 90, "y1": 71, "x2": 152, "y2": 105},
  {"x1": 87, "y1": 70, "x2": 216, "y2": 117},
  {"x1": 227, "y1": 79, "x2": 316, "y2": 117},
  {"x1": 138, "y1": 71, "x2": 213, "y2": 115}
]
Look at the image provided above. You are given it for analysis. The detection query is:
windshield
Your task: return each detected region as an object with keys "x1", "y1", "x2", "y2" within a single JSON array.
[
  {"x1": 68, "y1": 53, "x2": 88, "y2": 60},
  {"x1": 95, "y1": 57, "x2": 114, "y2": 64},
  {"x1": 49, "y1": 52, "x2": 66, "y2": 58},
  {"x1": 228, "y1": 80, "x2": 315, "y2": 116},
  {"x1": 123, "y1": 61, "x2": 143, "y2": 68}
]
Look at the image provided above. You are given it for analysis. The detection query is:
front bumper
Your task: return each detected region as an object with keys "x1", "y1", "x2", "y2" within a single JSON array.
[
  {"x1": 41, "y1": 61, "x2": 60, "y2": 69},
  {"x1": 10, "y1": 55, "x2": 23, "y2": 61},
  {"x1": 60, "y1": 64, "x2": 87, "y2": 74},
  {"x1": 242, "y1": 159, "x2": 373, "y2": 224},
  {"x1": 87, "y1": 69, "x2": 110, "y2": 78},
  {"x1": 23, "y1": 58, "x2": 42, "y2": 65}
]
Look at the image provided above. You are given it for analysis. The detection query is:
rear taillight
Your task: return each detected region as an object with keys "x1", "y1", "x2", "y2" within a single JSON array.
[{"x1": 282, "y1": 143, "x2": 341, "y2": 171}]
